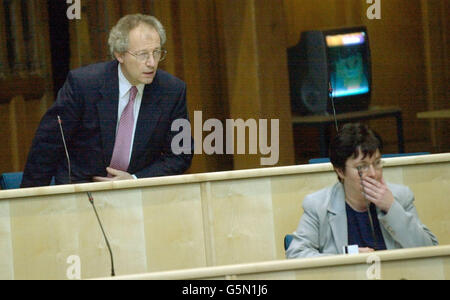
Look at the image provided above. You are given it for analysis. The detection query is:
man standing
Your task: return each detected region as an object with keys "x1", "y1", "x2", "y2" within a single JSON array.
[{"x1": 21, "y1": 14, "x2": 193, "y2": 187}]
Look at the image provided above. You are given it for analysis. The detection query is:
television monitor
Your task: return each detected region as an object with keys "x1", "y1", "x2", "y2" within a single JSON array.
[{"x1": 287, "y1": 26, "x2": 372, "y2": 115}]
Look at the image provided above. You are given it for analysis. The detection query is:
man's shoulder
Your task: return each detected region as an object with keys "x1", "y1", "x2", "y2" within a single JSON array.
[
  {"x1": 154, "y1": 69, "x2": 186, "y2": 90},
  {"x1": 69, "y1": 61, "x2": 118, "y2": 87},
  {"x1": 71, "y1": 60, "x2": 118, "y2": 76}
]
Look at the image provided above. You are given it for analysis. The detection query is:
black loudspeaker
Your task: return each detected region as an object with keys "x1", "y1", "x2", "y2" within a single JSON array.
[{"x1": 287, "y1": 31, "x2": 329, "y2": 115}]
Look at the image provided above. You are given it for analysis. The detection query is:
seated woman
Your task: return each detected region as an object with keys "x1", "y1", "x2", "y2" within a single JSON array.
[{"x1": 286, "y1": 123, "x2": 438, "y2": 258}]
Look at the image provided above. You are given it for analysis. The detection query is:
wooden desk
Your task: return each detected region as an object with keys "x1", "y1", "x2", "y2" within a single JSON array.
[
  {"x1": 417, "y1": 109, "x2": 450, "y2": 119},
  {"x1": 99, "y1": 245, "x2": 450, "y2": 280},
  {"x1": 292, "y1": 107, "x2": 404, "y2": 157},
  {"x1": 0, "y1": 153, "x2": 448, "y2": 279}
]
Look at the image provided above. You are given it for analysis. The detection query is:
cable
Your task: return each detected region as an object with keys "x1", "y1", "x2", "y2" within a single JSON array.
[
  {"x1": 87, "y1": 192, "x2": 115, "y2": 277},
  {"x1": 357, "y1": 167, "x2": 379, "y2": 250}
]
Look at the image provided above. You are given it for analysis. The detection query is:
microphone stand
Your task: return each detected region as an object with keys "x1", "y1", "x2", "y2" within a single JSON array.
[
  {"x1": 87, "y1": 192, "x2": 115, "y2": 277},
  {"x1": 57, "y1": 115, "x2": 71, "y2": 184},
  {"x1": 357, "y1": 167, "x2": 379, "y2": 250},
  {"x1": 57, "y1": 115, "x2": 115, "y2": 276},
  {"x1": 329, "y1": 82, "x2": 339, "y2": 133}
]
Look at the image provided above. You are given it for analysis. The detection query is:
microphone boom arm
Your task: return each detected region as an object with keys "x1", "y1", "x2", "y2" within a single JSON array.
[{"x1": 87, "y1": 192, "x2": 115, "y2": 277}]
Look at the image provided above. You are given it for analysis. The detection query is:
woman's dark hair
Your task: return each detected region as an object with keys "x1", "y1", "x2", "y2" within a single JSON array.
[{"x1": 329, "y1": 123, "x2": 383, "y2": 181}]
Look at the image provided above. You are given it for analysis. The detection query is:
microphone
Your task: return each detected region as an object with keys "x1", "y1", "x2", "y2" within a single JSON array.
[
  {"x1": 328, "y1": 82, "x2": 339, "y2": 133},
  {"x1": 57, "y1": 115, "x2": 115, "y2": 276},
  {"x1": 57, "y1": 115, "x2": 72, "y2": 184},
  {"x1": 357, "y1": 167, "x2": 379, "y2": 250},
  {"x1": 87, "y1": 192, "x2": 115, "y2": 277}
]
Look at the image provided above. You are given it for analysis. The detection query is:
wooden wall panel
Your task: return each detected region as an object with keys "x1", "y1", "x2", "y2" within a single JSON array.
[
  {"x1": 0, "y1": 0, "x2": 52, "y2": 177},
  {"x1": 443, "y1": 0, "x2": 450, "y2": 152},
  {"x1": 8, "y1": 97, "x2": 26, "y2": 171},
  {"x1": 253, "y1": 1, "x2": 295, "y2": 167},
  {"x1": 35, "y1": 0, "x2": 53, "y2": 82},
  {"x1": 177, "y1": 0, "x2": 232, "y2": 173},
  {"x1": 151, "y1": 0, "x2": 177, "y2": 75},
  {"x1": 362, "y1": 0, "x2": 430, "y2": 153},
  {"x1": 0, "y1": 103, "x2": 14, "y2": 173},
  {"x1": 85, "y1": 1, "x2": 109, "y2": 62},
  {"x1": 69, "y1": 1, "x2": 92, "y2": 68},
  {"x1": 7, "y1": 0, "x2": 26, "y2": 75},
  {"x1": 0, "y1": 1, "x2": 8, "y2": 77},
  {"x1": 24, "y1": 0, "x2": 40, "y2": 73},
  {"x1": 216, "y1": 0, "x2": 295, "y2": 170},
  {"x1": 420, "y1": 0, "x2": 450, "y2": 153},
  {"x1": 284, "y1": 0, "x2": 363, "y2": 46}
]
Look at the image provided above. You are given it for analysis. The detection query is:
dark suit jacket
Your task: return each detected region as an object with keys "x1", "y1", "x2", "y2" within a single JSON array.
[{"x1": 21, "y1": 60, "x2": 193, "y2": 187}]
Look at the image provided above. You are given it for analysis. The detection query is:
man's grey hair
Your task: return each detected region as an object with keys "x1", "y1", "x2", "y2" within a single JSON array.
[{"x1": 108, "y1": 14, "x2": 166, "y2": 59}]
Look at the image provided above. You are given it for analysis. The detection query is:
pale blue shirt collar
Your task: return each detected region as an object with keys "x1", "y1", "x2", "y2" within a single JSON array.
[{"x1": 118, "y1": 64, "x2": 145, "y2": 98}]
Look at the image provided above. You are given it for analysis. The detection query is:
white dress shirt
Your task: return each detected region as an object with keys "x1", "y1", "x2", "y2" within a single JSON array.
[{"x1": 117, "y1": 64, "x2": 145, "y2": 175}]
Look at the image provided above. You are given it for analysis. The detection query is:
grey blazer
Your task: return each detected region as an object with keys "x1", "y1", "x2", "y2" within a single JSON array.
[{"x1": 286, "y1": 182, "x2": 439, "y2": 258}]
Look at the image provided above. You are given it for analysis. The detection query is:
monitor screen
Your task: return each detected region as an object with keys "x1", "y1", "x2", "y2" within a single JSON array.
[{"x1": 326, "y1": 31, "x2": 370, "y2": 98}]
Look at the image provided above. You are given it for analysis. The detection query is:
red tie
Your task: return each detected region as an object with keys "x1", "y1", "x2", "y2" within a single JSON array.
[{"x1": 109, "y1": 86, "x2": 138, "y2": 172}]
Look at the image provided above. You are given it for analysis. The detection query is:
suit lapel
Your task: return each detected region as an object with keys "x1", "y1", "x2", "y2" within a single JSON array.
[
  {"x1": 377, "y1": 209, "x2": 396, "y2": 249},
  {"x1": 327, "y1": 184, "x2": 348, "y2": 254},
  {"x1": 128, "y1": 72, "x2": 163, "y2": 171},
  {"x1": 97, "y1": 61, "x2": 119, "y2": 167}
]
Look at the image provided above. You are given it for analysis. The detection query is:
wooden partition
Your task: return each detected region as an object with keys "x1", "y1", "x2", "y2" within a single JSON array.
[
  {"x1": 0, "y1": 153, "x2": 448, "y2": 279},
  {"x1": 0, "y1": 0, "x2": 53, "y2": 175},
  {"x1": 98, "y1": 245, "x2": 450, "y2": 280}
]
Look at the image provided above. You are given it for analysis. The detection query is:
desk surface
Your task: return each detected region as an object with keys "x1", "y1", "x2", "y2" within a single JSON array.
[
  {"x1": 417, "y1": 109, "x2": 450, "y2": 119},
  {"x1": 98, "y1": 245, "x2": 450, "y2": 280},
  {"x1": 292, "y1": 106, "x2": 401, "y2": 124},
  {"x1": 0, "y1": 153, "x2": 447, "y2": 200}
]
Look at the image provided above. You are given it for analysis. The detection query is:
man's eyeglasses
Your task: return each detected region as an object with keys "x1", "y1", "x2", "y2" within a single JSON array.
[
  {"x1": 355, "y1": 159, "x2": 384, "y2": 175},
  {"x1": 126, "y1": 48, "x2": 167, "y2": 62}
]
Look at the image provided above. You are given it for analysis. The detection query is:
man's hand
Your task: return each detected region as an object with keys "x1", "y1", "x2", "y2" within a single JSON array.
[
  {"x1": 93, "y1": 167, "x2": 135, "y2": 182},
  {"x1": 362, "y1": 176, "x2": 394, "y2": 213}
]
